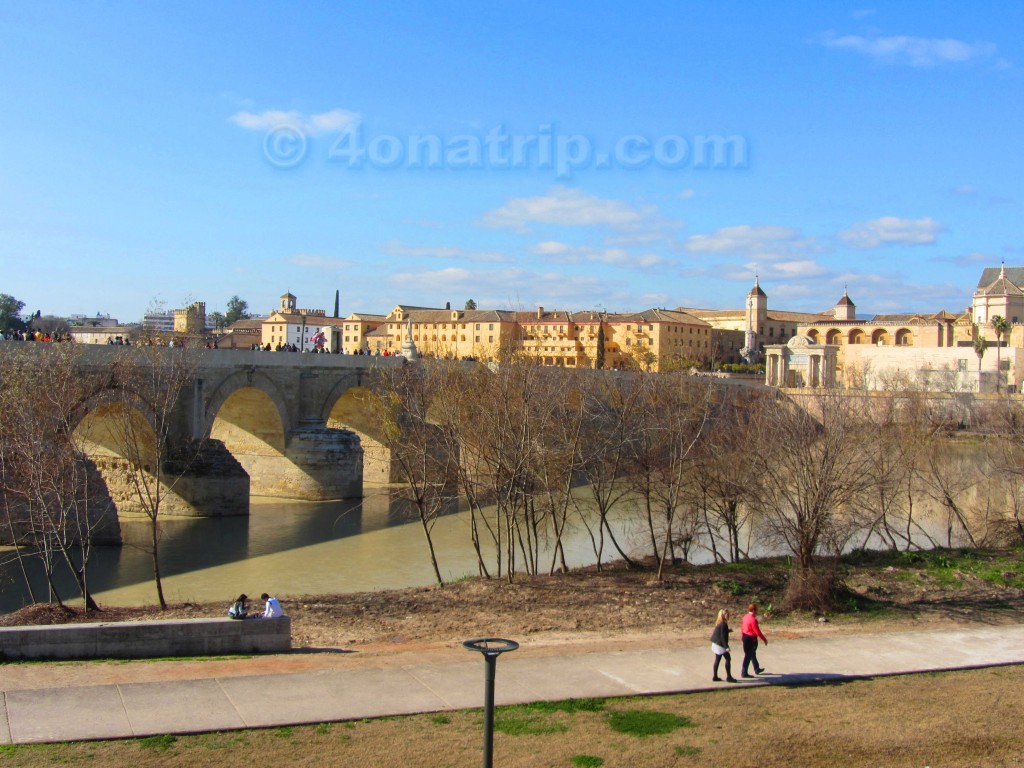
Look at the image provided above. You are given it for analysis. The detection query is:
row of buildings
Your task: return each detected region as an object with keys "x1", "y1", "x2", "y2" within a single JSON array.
[{"x1": 59, "y1": 265, "x2": 1024, "y2": 393}]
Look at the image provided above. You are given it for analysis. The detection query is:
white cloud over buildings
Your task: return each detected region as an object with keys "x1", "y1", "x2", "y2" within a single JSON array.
[
  {"x1": 479, "y1": 186, "x2": 666, "y2": 232},
  {"x1": 839, "y1": 216, "x2": 943, "y2": 248}
]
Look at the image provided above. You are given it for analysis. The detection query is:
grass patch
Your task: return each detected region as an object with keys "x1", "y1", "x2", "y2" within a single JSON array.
[
  {"x1": 139, "y1": 734, "x2": 176, "y2": 751},
  {"x1": 570, "y1": 756, "x2": 605, "y2": 767},
  {"x1": 716, "y1": 579, "x2": 745, "y2": 596},
  {"x1": 606, "y1": 710, "x2": 695, "y2": 737},
  {"x1": 315, "y1": 723, "x2": 333, "y2": 734},
  {"x1": 274, "y1": 726, "x2": 294, "y2": 738},
  {"x1": 494, "y1": 705, "x2": 570, "y2": 736},
  {"x1": 196, "y1": 731, "x2": 246, "y2": 750},
  {"x1": 430, "y1": 715, "x2": 451, "y2": 725},
  {"x1": 674, "y1": 745, "x2": 702, "y2": 757},
  {"x1": 521, "y1": 698, "x2": 607, "y2": 714}
]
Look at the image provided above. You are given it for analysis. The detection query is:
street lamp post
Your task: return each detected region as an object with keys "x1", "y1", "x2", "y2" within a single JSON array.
[{"x1": 463, "y1": 638, "x2": 519, "y2": 768}]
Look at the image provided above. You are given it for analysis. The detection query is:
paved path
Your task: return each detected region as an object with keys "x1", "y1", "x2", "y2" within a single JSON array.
[{"x1": 2, "y1": 625, "x2": 1022, "y2": 745}]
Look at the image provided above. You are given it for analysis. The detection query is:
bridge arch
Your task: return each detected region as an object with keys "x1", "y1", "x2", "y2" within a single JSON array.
[
  {"x1": 322, "y1": 376, "x2": 391, "y2": 484},
  {"x1": 203, "y1": 368, "x2": 291, "y2": 440}
]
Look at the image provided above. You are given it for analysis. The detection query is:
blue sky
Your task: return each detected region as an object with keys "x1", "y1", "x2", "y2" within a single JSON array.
[{"x1": 2, "y1": 2, "x2": 1021, "y2": 322}]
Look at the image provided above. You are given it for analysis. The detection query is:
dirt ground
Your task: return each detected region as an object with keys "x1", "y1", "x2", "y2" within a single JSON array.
[{"x1": 2, "y1": 552, "x2": 1022, "y2": 690}]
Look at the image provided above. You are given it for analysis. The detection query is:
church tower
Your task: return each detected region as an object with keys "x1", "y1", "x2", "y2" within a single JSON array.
[
  {"x1": 280, "y1": 292, "x2": 297, "y2": 312},
  {"x1": 833, "y1": 288, "x2": 856, "y2": 321},
  {"x1": 741, "y1": 276, "x2": 767, "y2": 362}
]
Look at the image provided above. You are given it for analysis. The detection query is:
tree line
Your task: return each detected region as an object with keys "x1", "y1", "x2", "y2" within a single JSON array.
[{"x1": 370, "y1": 357, "x2": 1024, "y2": 610}]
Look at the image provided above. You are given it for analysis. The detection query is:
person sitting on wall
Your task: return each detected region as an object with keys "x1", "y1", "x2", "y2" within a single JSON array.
[
  {"x1": 228, "y1": 594, "x2": 250, "y2": 619},
  {"x1": 260, "y1": 593, "x2": 284, "y2": 619}
]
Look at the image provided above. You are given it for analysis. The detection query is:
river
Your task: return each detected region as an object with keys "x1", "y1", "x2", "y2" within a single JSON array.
[
  {"x1": 0, "y1": 486, "x2": 655, "y2": 613},
  {"x1": 1, "y1": 470, "x2": 986, "y2": 615}
]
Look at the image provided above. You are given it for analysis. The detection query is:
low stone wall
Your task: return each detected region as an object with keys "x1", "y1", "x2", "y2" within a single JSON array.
[{"x1": 0, "y1": 616, "x2": 291, "y2": 661}]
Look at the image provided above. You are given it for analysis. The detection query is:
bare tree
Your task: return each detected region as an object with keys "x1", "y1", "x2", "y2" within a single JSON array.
[
  {"x1": 369, "y1": 360, "x2": 454, "y2": 587},
  {"x1": 627, "y1": 373, "x2": 711, "y2": 578},
  {"x1": 571, "y1": 372, "x2": 645, "y2": 571},
  {"x1": 748, "y1": 390, "x2": 877, "y2": 610},
  {"x1": 690, "y1": 390, "x2": 760, "y2": 563},
  {"x1": 109, "y1": 344, "x2": 203, "y2": 609},
  {"x1": 0, "y1": 343, "x2": 109, "y2": 610}
]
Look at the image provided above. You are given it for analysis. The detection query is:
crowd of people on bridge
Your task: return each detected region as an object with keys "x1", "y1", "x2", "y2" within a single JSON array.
[
  {"x1": 2, "y1": 330, "x2": 74, "y2": 342},
  {"x1": 248, "y1": 342, "x2": 397, "y2": 355}
]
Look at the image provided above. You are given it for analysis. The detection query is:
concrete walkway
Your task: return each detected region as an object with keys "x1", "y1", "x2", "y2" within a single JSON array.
[{"x1": 2, "y1": 625, "x2": 1022, "y2": 745}]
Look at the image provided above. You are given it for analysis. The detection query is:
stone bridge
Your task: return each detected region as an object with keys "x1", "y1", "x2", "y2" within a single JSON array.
[{"x1": 3, "y1": 344, "x2": 404, "y2": 522}]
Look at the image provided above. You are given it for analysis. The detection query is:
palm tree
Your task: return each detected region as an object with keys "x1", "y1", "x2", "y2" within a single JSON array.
[
  {"x1": 972, "y1": 326, "x2": 987, "y2": 392},
  {"x1": 991, "y1": 315, "x2": 1010, "y2": 393}
]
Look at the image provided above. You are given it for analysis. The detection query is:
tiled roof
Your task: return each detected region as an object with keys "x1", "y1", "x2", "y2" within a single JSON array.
[{"x1": 977, "y1": 267, "x2": 1024, "y2": 290}]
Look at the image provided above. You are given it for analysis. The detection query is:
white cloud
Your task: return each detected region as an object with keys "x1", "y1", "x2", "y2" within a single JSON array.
[
  {"x1": 766, "y1": 260, "x2": 827, "y2": 278},
  {"x1": 381, "y1": 241, "x2": 511, "y2": 263},
  {"x1": 839, "y1": 216, "x2": 943, "y2": 248},
  {"x1": 479, "y1": 186, "x2": 667, "y2": 232},
  {"x1": 820, "y1": 32, "x2": 998, "y2": 66},
  {"x1": 230, "y1": 108, "x2": 360, "y2": 136},
  {"x1": 528, "y1": 241, "x2": 664, "y2": 268},
  {"x1": 730, "y1": 259, "x2": 827, "y2": 282},
  {"x1": 678, "y1": 188, "x2": 696, "y2": 200},
  {"x1": 685, "y1": 225, "x2": 822, "y2": 259}
]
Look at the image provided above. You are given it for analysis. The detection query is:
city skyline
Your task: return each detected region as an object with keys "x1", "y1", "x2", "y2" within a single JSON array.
[{"x1": 2, "y1": 2, "x2": 1021, "y2": 322}]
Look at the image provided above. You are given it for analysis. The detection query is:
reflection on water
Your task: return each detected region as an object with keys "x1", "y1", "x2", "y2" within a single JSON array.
[
  {"x1": 0, "y1": 486, "x2": 648, "y2": 612},
  {"x1": 0, "y1": 488, "x2": 453, "y2": 612},
  {"x1": 0, "y1": 480, "x2": 977, "y2": 614}
]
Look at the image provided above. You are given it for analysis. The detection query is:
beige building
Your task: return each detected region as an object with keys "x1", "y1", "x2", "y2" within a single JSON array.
[
  {"x1": 68, "y1": 325, "x2": 136, "y2": 345},
  {"x1": 346, "y1": 303, "x2": 722, "y2": 371},
  {"x1": 339, "y1": 313, "x2": 387, "y2": 354},
  {"x1": 682, "y1": 278, "x2": 828, "y2": 363},
  {"x1": 173, "y1": 302, "x2": 206, "y2": 335},
  {"x1": 759, "y1": 266, "x2": 1024, "y2": 393},
  {"x1": 370, "y1": 305, "x2": 518, "y2": 360},
  {"x1": 261, "y1": 292, "x2": 347, "y2": 351}
]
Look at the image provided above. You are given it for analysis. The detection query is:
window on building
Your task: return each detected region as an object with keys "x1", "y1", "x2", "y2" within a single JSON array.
[
  {"x1": 488, "y1": 336, "x2": 494, "y2": 343},
  {"x1": 475, "y1": 335, "x2": 480, "y2": 342},
  {"x1": 489, "y1": 323, "x2": 494, "y2": 330},
  {"x1": 958, "y1": 359, "x2": 968, "y2": 372}
]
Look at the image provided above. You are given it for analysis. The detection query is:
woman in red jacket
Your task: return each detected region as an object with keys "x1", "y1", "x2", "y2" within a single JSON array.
[{"x1": 741, "y1": 602, "x2": 768, "y2": 677}]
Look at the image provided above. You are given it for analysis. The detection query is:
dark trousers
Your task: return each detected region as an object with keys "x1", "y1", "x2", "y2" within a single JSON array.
[
  {"x1": 741, "y1": 634, "x2": 761, "y2": 675},
  {"x1": 713, "y1": 652, "x2": 733, "y2": 680}
]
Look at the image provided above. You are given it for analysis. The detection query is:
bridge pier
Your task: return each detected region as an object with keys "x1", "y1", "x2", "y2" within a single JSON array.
[
  {"x1": 281, "y1": 426, "x2": 363, "y2": 500},
  {"x1": 92, "y1": 439, "x2": 250, "y2": 520},
  {"x1": 232, "y1": 425, "x2": 363, "y2": 500}
]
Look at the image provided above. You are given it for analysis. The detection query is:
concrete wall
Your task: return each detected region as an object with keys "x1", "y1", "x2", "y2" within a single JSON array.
[
  {"x1": 843, "y1": 345, "x2": 1024, "y2": 393},
  {"x1": 0, "y1": 617, "x2": 291, "y2": 660}
]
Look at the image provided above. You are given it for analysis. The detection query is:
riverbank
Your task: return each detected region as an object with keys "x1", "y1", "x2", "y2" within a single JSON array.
[{"x1": 4, "y1": 548, "x2": 1022, "y2": 662}]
